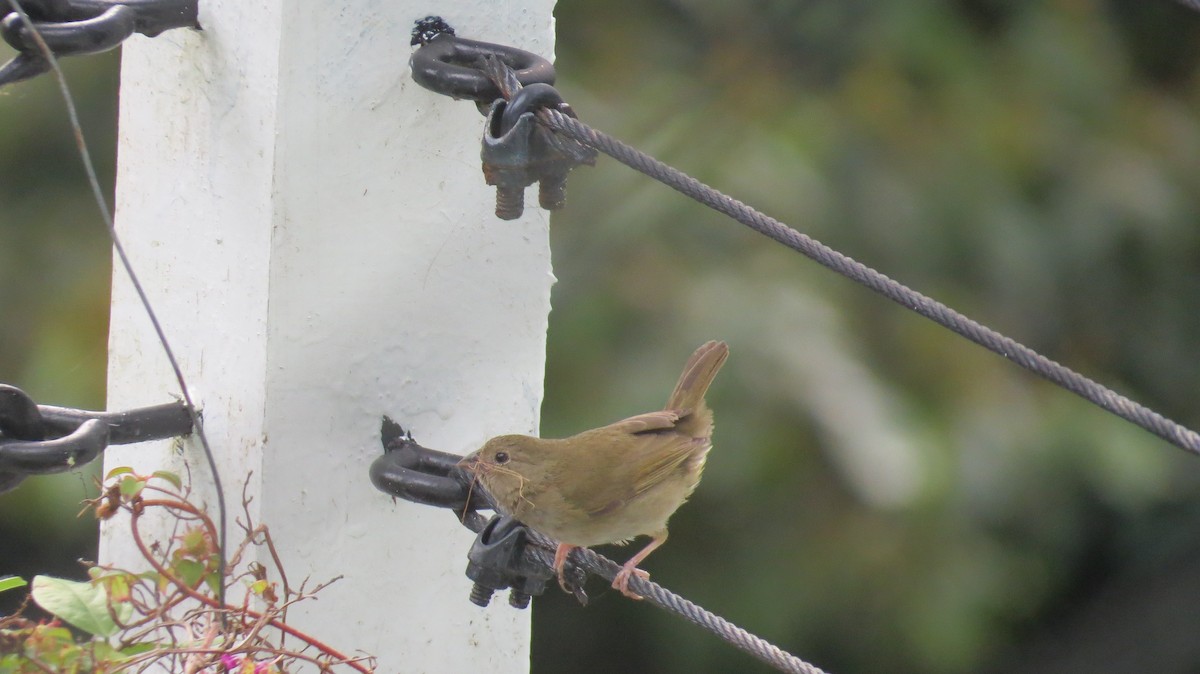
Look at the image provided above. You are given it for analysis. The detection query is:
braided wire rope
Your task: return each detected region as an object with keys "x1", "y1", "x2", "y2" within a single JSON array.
[
  {"x1": 462, "y1": 509, "x2": 828, "y2": 674},
  {"x1": 535, "y1": 108, "x2": 1200, "y2": 457},
  {"x1": 552, "y1": 542, "x2": 828, "y2": 674}
]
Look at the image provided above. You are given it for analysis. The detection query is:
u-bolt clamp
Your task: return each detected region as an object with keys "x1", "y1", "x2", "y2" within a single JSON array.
[
  {"x1": 481, "y1": 83, "x2": 598, "y2": 220},
  {"x1": 0, "y1": 0, "x2": 200, "y2": 87},
  {"x1": 465, "y1": 514, "x2": 557, "y2": 609}
]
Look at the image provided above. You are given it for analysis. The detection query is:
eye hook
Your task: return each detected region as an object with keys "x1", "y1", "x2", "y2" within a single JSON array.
[{"x1": 408, "y1": 17, "x2": 556, "y2": 110}]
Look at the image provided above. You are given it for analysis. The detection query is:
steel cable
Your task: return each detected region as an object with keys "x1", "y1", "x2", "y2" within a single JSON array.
[
  {"x1": 536, "y1": 108, "x2": 1200, "y2": 456},
  {"x1": 455, "y1": 511, "x2": 825, "y2": 673}
]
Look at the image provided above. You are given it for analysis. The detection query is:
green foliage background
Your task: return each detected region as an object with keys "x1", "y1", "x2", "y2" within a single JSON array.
[{"x1": 3, "y1": 2, "x2": 1200, "y2": 672}]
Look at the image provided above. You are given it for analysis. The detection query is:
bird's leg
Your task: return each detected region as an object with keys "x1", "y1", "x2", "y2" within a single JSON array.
[
  {"x1": 553, "y1": 543, "x2": 579, "y2": 593},
  {"x1": 613, "y1": 531, "x2": 667, "y2": 600}
]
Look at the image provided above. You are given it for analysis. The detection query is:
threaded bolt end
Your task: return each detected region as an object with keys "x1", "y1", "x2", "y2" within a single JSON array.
[
  {"x1": 538, "y1": 177, "x2": 568, "y2": 211},
  {"x1": 495, "y1": 187, "x2": 525, "y2": 220},
  {"x1": 469, "y1": 583, "x2": 494, "y2": 607},
  {"x1": 509, "y1": 591, "x2": 532, "y2": 609}
]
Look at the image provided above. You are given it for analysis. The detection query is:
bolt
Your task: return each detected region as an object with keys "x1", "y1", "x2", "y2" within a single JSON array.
[
  {"x1": 469, "y1": 583, "x2": 494, "y2": 607},
  {"x1": 494, "y1": 186, "x2": 525, "y2": 220},
  {"x1": 537, "y1": 175, "x2": 568, "y2": 211},
  {"x1": 509, "y1": 590, "x2": 532, "y2": 609}
]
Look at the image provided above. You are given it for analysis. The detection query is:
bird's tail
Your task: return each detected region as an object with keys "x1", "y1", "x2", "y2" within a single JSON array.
[{"x1": 665, "y1": 340, "x2": 729, "y2": 413}]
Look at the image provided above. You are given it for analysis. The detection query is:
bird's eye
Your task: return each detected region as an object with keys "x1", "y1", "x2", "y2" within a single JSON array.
[{"x1": 494, "y1": 451, "x2": 510, "y2": 465}]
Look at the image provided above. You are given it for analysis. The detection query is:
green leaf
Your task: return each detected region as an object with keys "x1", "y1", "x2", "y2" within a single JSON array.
[
  {"x1": 38, "y1": 625, "x2": 75, "y2": 642},
  {"x1": 173, "y1": 559, "x2": 205, "y2": 589},
  {"x1": 0, "y1": 576, "x2": 27, "y2": 594},
  {"x1": 31, "y1": 576, "x2": 131, "y2": 637},
  {"x1": 151, "y1": 470, "x2": 182, "y2": 490},
  {"x1": 105, "y1": 466, "x2": 134, "y2": 480},
  {"x1": 87, "y1": 641, "x2": 120, "y2": 661},
  {"x1": 118, "y1": 475, "x2": 145, "y2": 497},
  {"x1": 98, "y1": 573, "x2": 131, "y2": 602},
  {"x1": 204, "y1": 572, "x2": 223, "y2": 597}
]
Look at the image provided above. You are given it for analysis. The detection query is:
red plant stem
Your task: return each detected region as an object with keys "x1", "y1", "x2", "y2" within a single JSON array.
[{"x1": 128, "y1": 500, "x2": 372, "y2": 673}]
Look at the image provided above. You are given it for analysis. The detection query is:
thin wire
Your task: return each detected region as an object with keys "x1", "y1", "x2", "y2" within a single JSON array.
[
  {"x1": 5, "y1": 0, "x2": 228, "y2": 609},
  {"x1": 536, "y1": 108, "x2": 1200, "y2": 457}
]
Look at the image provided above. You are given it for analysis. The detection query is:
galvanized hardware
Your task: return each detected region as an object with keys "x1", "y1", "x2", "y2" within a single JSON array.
[
  {"x1": 408, "y1": 20, "x2": 595, "y2": 218},
  {"x1": 409, "y1": 20, "x2": 556, "y2": 112},
  {"x1": 0, "y1": 0, "x2": 199, "y2": 87},
  {"x1": 465, "y1": 514, "x2": 557, "y2": 609},
  {"x1": 0, "y1": 383, "x2": 194, "y2": 493},
  {"x1": 481, "y1": 83, "x2": 597, "y2": 219}
]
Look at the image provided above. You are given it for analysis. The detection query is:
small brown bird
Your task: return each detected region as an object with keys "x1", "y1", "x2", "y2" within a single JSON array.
[{"x1": 459, "y1": 340, "x2": 728, "y2": 599}]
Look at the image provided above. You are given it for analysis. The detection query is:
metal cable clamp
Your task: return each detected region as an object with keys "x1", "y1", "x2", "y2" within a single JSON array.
[{"x1": 408, "y1": 16, "x2": 596, "y2": 219}]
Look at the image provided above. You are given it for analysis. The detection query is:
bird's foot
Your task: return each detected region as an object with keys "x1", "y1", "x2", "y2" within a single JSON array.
[
  {"x1": 554, "y1": 543, "x2": 579, "y2": 593},
  {"x1": 612, "y1": 565, "x2": 650, "y2": 600}
]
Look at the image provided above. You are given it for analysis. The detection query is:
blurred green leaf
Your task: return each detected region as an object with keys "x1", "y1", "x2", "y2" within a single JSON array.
[
  {"x1": 150, "y1": 470, "x2": 182, "y2": 490},
  {"x1": 30, "y1": 576, "x2": 129, "y2": 638}
]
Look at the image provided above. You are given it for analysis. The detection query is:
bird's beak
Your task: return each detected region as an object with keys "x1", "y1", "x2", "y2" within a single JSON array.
[{"x1": 457, "y1": 454, "x2": 479, "y2": 473}]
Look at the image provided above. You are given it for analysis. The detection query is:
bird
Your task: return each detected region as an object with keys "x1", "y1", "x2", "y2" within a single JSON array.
[{"x1": 459, "y1": 340, "x2": 728, "y2": 599}]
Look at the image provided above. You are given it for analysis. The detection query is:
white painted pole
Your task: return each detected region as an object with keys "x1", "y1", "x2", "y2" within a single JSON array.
[{"x1": 101, "y1": 1, "x2": 555, "y2": 670}]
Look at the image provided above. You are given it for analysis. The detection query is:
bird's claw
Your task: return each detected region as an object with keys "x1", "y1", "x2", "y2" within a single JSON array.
[
  {"x1": 612, "y1": 567, "x2": 650, "y2": 600},
  {"x1": 555, "y1": 563, "x2": 588, "y2": 605}
]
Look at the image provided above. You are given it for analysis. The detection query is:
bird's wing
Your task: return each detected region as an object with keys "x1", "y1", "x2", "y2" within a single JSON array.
[
  {"x1": 604, "y1": 410, "x2": 680, "y2": 434},
  {"x1": 627, "y1": 433, "x2": 705, "y2": 499},
  {"x1": 573, "y1": 416, "x2": 705, "y2": 518}
]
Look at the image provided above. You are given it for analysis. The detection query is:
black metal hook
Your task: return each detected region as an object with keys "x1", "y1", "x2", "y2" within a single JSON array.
[
  {"x1": 0, "y1": 0, "x2": 199, "y2": 87},
  {"x1": 369, "y1": 416, "x2": 493, "y2": 513},
  {"x1": 2, "y1": 5, "x2": 135, "y2": 55},
  {"x1": 0, "y1": 419, "x2": 109, "y2": 474},
  {"x1": 0, "y1": 383, "x2": 194, "y2": 493},
  {"x1": 410, "y1": 29, "x2": 556, "y2": 108}
]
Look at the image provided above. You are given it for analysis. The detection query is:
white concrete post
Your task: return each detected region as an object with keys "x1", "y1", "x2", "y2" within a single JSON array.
[{"x1": 101, "y1": 1, "x2": 554, "y2": 670}]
